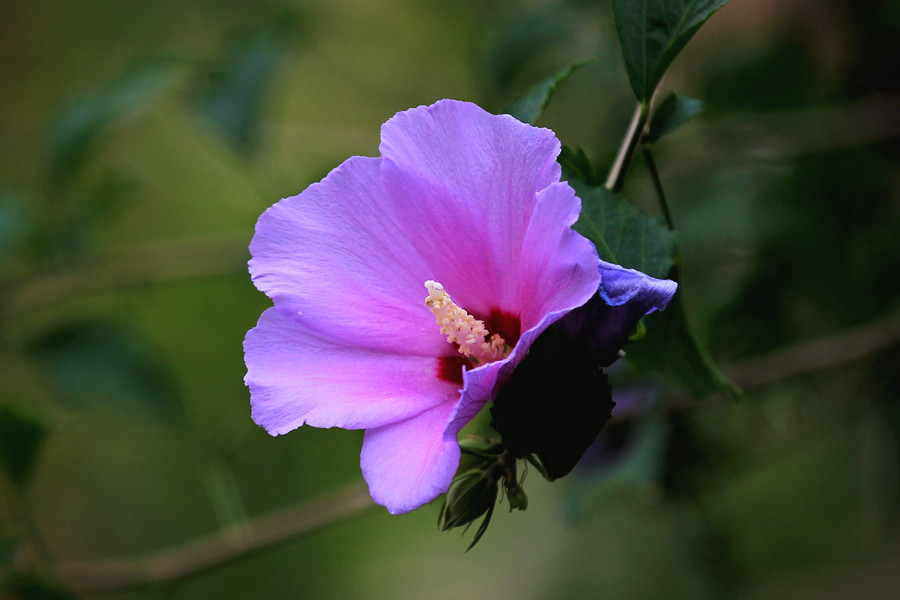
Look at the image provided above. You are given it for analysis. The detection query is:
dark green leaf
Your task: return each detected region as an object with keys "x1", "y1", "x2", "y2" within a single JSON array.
[
  {"x1": 566, "y1": 176, "x2": 678, "y2": 279},
  {"x1": 606, "y1": 413, "x2": 669, "y2": 488},
  {"x1": 30, "y1": 322, "x2": 182, "y2": 420},
  {"x1": 504, "y1": 60, "x2": 592, "y2": 125},
  {"x1": 660, "y1": 411, "x2": 727, "y2": 497},
  {"x1": 46, "y1": 56, "x2": 182, "y2": 187},
  {"x1": 0, "y1": 407, "x2": 47, "y2": 486},
  {"x1": 193, "y1": 17, "x2": 299, "y2": 151},
  {"x1": 0, "y1": 538, "x2": 14, "y2": 568},
  {"x1": 83, "y1": 171, "x2": 140, "y2": 222},
  {"x1": 564, "y1": 411, "x2": 670, "y2": 518},
  {"x1": 558, "y1": 146, "x2": 604, "y2": 188},
  {"x1": 561, "y1": 158, "x2": 733, "y2": 401},
  {"x1": 612, "y1": 0, "x2": 731, "y2": 101},
  {"x1": 490, "y1": 326, "x2": 615, "y2": 480},
  {"x1": 57, "y1": 172, "x2": 140, "y2": 255},
  {"x1": 577, "y1": 412, "x2": 668, "y2": 489},
  {"x1": 486, "y1": 7, "x2": 577, "y2": 91},
  {"x1": 626, "y1": 287, "x2": 742, "y2": 401},
  {"x1": 1, "y1": 572, "x2": 76, "y2": 600},
  {"x1": 0, "y1": 189, "x2": 30, "y2": 268},
  {"x1": 646, "y1": 92, "x2": 704, "y2": 143}
]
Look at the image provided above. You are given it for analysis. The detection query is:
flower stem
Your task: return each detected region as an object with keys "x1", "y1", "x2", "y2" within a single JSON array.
[
  {"x1": 57, "y1": 482, "x2": 374, "y2": 596},
  {"x1": 641, "y1": 144, "x2": 676, "y2": 231},
  {"x1": 604, "y1": 102, "x2": 649, "y2": 193},
  {"x1": 5, "y1": 481, "x2": 56, "y2": 570},
  {"x1": 203, "y1": 459, "x2": 249, "y2": 533}
]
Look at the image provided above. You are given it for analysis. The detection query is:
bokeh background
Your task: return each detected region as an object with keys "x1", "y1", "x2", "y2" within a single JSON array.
[{"x1": 1, "y1": 0, "x2": 899, "y2": 598}]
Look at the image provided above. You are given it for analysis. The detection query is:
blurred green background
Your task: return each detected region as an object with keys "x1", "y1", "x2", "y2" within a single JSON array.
[{"x1": 1, "y1": 0, "x2": 899, "y2": 598}]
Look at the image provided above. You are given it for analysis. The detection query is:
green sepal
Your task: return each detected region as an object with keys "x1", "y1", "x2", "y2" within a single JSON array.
[
  {"x1": 458, "y1": 437, "x2": 505, "y2": 460},
  {"x1": 439, "y1": 468, "x2": 499, "y2": 532},
  {"x1": 504, "y1": 481, "x2": 528, "y2": 512},
  {"x1": 465, "y1": 497, "x2": 496, "y2": 552}
]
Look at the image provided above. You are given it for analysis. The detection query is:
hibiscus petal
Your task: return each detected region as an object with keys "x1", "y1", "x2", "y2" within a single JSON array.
[
  {"x1": 360, "y1": 398, "x2": 460, "y2": 514},
  {"x1": 597, "y1": 259, "x2": 678, "y2": 309},
  {"x1": 249, "y1": 156, "x2": 446, "y2": 357},
  {"x1": 378, "y1": 99, "x2": 565, "y2": 317},
  {"x1": 557, "y1": 260, "x2": 678, "y2": 366},
  {"x1": 444, "y1": 183, "x2": 601, "y2": 437},
  {"x1": 244, "y1": 99, "x2": 615, "y2": 516},
  {"x1": 245, "y1": 308, "x2": 461, "y2": 434},
  {"x1": 516, "y1": 182, "x2": 601, "y2": 330}
]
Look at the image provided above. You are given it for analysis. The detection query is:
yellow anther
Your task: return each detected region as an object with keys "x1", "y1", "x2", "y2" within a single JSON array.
[{"x1": 425, "y1": 280, "x2": 509, "y2": 365}]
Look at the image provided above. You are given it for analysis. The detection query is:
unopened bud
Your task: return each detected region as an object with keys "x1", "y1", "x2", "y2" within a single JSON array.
[
  {"x1": 505, "y1": 482, "x2": 528, "y2": 511},
  {"x1": 439, "y1": 468, "x2": 499, "y2": 532}
]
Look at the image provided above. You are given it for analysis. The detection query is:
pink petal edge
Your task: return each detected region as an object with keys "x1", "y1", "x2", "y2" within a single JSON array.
[
  {"x1": 245, "y1": 308, "x2": 460, "y2": 434},
  {"x1": 360, "y1": 398, "x2": 461, "y2": 514}
]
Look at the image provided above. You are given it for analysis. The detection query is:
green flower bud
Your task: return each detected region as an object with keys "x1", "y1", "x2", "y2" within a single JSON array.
[
  {"x1": 505, "y1": 481, "x2": 528, "y2": 511},
  {"x1": 440, "y1": 446, "x2": 533, "y2": 549},
  {"x1": 459, "y1": 436, "x2": 504, "y2": 459},
  {"x1": 439, "y1": 468, "x2": 499, "y2": 532}
]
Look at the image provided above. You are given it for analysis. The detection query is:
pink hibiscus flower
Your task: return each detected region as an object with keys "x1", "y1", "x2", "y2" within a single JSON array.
[{"x1": 244, "y1": 99, "x2": 668, "y2": 514}]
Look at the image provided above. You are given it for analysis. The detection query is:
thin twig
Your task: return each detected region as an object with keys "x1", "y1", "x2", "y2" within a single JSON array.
[
  {"x1": 709, "y1": 93, "x2": 900, "y2": 161},
  {"x1": 2, "y1": 233, "x2": 249, "y2": 320},
  {"x1": 724, "y1": 305, "x2": 900, "y2": 391},
  {"x1": 57, "y1": 482, "x2": 374, "y2": 596},
  {"x1": 42, "y1": 307, "x2": 900, "y2": 597}
]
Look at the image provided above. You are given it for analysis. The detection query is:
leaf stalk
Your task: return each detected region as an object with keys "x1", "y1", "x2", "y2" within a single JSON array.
[
  {"x1": 604, "y1": 101, "x2": 649, "y2": 193},
  {"x1": 640, "y1": 144, "x2": 676, "y2": 231}
]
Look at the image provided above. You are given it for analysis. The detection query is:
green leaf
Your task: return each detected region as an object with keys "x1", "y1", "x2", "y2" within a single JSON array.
[
  {"x1": 0, "y1": 407, "x2": 47, "y2": 486},
  {"x1": 574, "y1": 412, "x2": 668, "y2": 493},
  {"x1": 504, "y1": 59, "x2": 592, "y2": 125},
  {"x1": 0, "y1": 189, "x2": 31, "y2": 268},
  {"x1": 612, "y1": 0, "x2": 731, "y2": 101},
  {"x1": 566, "y1": 176, "x2": 678, "y2": 279},
  {"x1": 46, "y1": 56, "x2": 182, "y2": 187},
  {"x1": 486, "y1": 7, "x2": 577, "y2": 91},
  {"x1": 56, "y1": 171, "x2": 141, "y2": 256},
  {"x1": 606, "y1": 413, "x2": 669, "y2": 489},
  {"x1": 1, "y1": 573, "x2": 76, "y2": 600},
  {"x1": 0, "y1": 537, "x2": 14, "y2": 568},
  {"x1": 490, "y1": 325, "x2": 615, "y2": 480},
  {"x1": 646, "y1": 92, "x2": 704, "y2": 143},
  {"x1": 558, "y1": 146, "x2": 604, "y2": 188},
  {"x1": 193, "y1": 17, "x2": 299, "y2": 151},
  {"x1": 563, "y1": 168, "x2": 735, "y2": 400},
  {"x1": 30, "y1": 322, "x2": 182, "y2": 421},
  {"x1": 626, "y1": 288, "x2": 742, "y2": 401}
]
